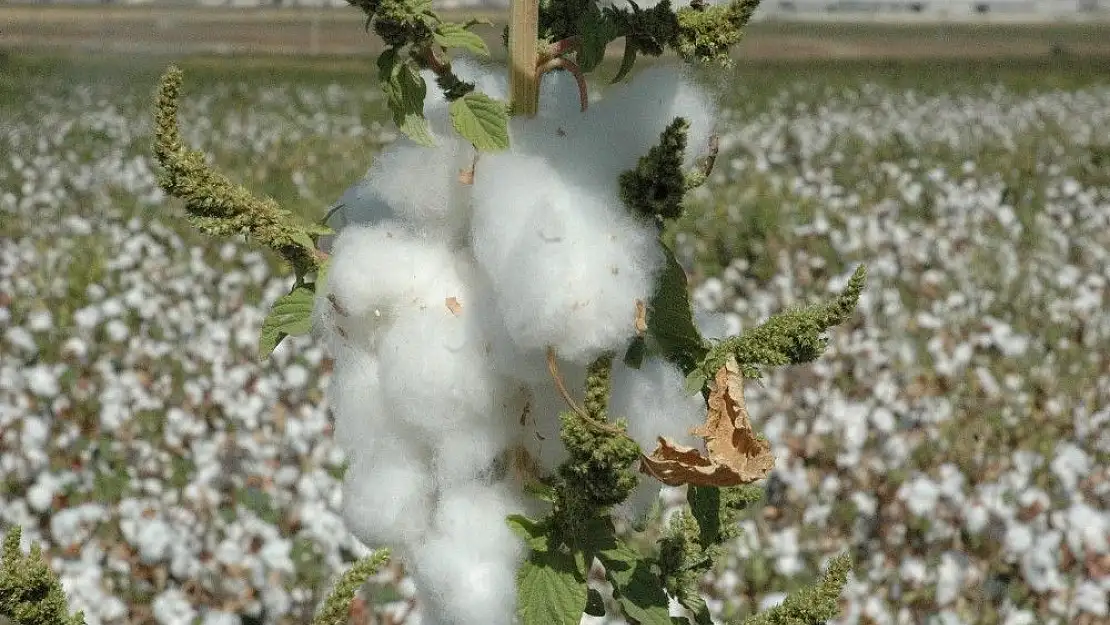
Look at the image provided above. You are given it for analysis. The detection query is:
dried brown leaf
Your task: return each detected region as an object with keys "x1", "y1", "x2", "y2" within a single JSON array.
[
  {"x1": 446, "y1": 296, "x2": 463, "y2": 316},
  {"x1": 634, "y1": 299, "x2": 647, "y2": 335},
  {"x1": 639, "y1": 356, "x2": 774, "y2": 486}
]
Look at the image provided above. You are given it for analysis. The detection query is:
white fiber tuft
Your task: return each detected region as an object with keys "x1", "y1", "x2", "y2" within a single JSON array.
[{"x1": 471, "y1": 153, "x2": 663, "y2": 363}]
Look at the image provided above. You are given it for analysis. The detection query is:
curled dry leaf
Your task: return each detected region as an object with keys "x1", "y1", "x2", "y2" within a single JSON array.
[
  {"x1": 639, "y1": 356, "x2": 775, "y2": 487},
  {"x1": 445, "y1": 296, "x2": 463, "y2": 316},
  {"x1": 634, "y1": 299, "x2": 647, "y2": 335}
]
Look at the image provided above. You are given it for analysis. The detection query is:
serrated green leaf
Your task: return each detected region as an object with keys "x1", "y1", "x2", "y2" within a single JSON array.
[
  {"x1": 258, "y1": 284, "x2": 315, "y2": 358},
  {"x1": 398, "y1": 112, "x2": 436, "y2": 147},
  {"x1": 506, "y1": 515, "x2": 548, "y2": 551},
  {"x1": 378, "y1": 48, "x2": 432, "y2": 145},
  {"x1": 598, "y1": 539, "x2": 672, "y2": 625},
  {"x1": 517, "y1": 549, "x2": 587, "y2": 625},
  {"x1": 647, "y1": 243, "x2": 709, "y2": 376},
  {"x1": 449, "y1": 92, "x2": 509, "y2": 151},
  {"x1": 433, "y1": 22, "x2": 490, "y2": 55},
  {"x1": 684, "y1": 369, "x2": 707, "y2": 396}
]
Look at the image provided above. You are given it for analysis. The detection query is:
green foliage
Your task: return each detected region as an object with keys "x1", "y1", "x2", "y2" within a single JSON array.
[
  {"x1": 152, "y1": 67, "x2": 327, "y2": 281},
  {"x1": 448, "y1": 91, "x2": 511, "y2": 151},
  {"x1": 377, "y1": 48, "x2": 436, "y2": 147},
  {"x1": 311, "y1": 550, "x2": 391, "y2": 625},
  {"x1": 637, "y1": 243, "x2": 709, "y2": 378},
  {"x1": 620, "y1": 117, "x2": 690, "y2": 221},
  {"x1": 738, "y1": 553, "x2": 852, "y2": 625},
  {"x1": 686, "y1": 264, "x2": 867, "y2": 390},
  {"x1": 0, "y1": 527, "x2": 85, "y2": 625},
  {"x1": 433, "y1": 21, "x2": 491, "y2": 56},
  {"x1": 516, "y1": 546, "x2": 588, "y2": 625},
  {"x1": 346, "y1": 0, "x2": 435, "y2": 47},
  {"x1": 584, "y1": 352, "x2": 615, "y2": 420},
  {"x1": 557, "y1": 412, "x2": 641, "y2": 508},
  {"x1": 258, "y1": 283, "x2": 316, "y2": 359},
  {"x1": 610, "y1": 0, "x2": 682, "y2": 82},
  {"x1": 675, "y1": 0, "x2": 762, "y2": 67}
]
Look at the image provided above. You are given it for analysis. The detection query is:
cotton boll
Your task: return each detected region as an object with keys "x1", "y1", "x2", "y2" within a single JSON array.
[
  {"x1": 413, "y1": 483, "x2": 526, "y2": 625},
  {"x1": 327, "y1": 345, "x2": 387, "y2": 459},
  {"x1": 341, "y1": 432, "x2": 435, "y2": 548},
  {"x1": 610, "y1": 358, "x2": 705, "y2": 450},
  {"x1": 509, "y1": 68, "x2": 588, "y2": 160},
  {"x1": 472, "y1": 154, "x2": 663, "y2": 363},
  {"x1": 375, "y1": 267, "x2": 509, "y2": 443},
  {"x1": 362, "y1": 139, "x2": 475, "y2": 241},
  {"x1": 320, "y1": 223, "x2": 460, "y2": 349}
]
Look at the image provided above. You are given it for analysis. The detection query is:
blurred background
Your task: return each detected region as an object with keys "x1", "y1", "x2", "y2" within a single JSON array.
[{"x1": 1, "y1": 2, "x2": 1109, "y2": 625}]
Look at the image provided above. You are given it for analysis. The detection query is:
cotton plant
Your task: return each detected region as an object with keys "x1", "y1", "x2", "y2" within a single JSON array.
[{"x1": 4, "y1": 0, "x2": 867, "y2": 624}]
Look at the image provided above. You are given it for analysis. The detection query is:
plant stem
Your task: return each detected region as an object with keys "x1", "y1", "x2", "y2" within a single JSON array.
[{"x1": 508, "y1": 0, "x2": 539, "y2": 117}]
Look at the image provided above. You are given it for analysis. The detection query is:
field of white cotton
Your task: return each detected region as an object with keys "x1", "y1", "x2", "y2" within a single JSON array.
[{"x1": 0, "y1": 53, "x2": 1108, "y2": 625}]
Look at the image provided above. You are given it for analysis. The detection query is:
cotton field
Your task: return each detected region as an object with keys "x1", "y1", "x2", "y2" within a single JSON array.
[{"x1": 0, "y1": 56, "x2": 1108, "y2": 625}]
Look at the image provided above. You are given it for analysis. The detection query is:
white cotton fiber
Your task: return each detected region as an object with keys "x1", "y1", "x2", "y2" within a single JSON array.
[
  {"x1": 413, "y1": 484, "x2": 526, "y2": 625},
  {"x1": 375, "y1": 269, "x2": 509, "y2": 439},
  {"x1": 340, "y1": 432, "x2": 435, "y2": 548},
  {"x1": 609, "y1": 358, "x2": 704, "y2": 521},
  {"x1": 610, "y1": 357, "x2": 705, "y2": 451},
  {"x1": 554, "y1": 65, "x2": 719, "y2": 190},
  {"x1": 319, "y1": 223, "x2": 461, "y2": 348},
  {"x1": 471, "y1": 153, "x2": 663, "y2": 363},
  {"x1": 326, "y1": 345, "x2": 387, "y2": 459},
  {"x1": 360, "y1": 138, "x2": 475, "y2": 241},
  {"x1": 511, "y1": 357, "x2": 587, "y2": 475}
]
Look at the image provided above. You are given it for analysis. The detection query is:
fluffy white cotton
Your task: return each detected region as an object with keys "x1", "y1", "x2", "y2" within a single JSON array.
[
  {"x1": 341, "y1": 432, "x2": 435, "y2": 549},
  {"x1": 610, "y1": 358, "x2": 705, "y2": 450},
  {"x1": 535, "y1": 65, "x2": 718, "y2": 192},
  {"x1": 413, "y1": 484, "x2": 526, "y2": 625},
  {"x1": 317, "y1": 223, "x2": 461, "y2": 348},
  {"x1": 471, "y1": 153, "x2": 663, "y2": 363},
  {"x1": 327, "y1": 346, "x2": 388, "y2": 459},
  {"x1": 359, "y1": 138, "x2": 474, "y2": 240},
  {"x1": 514, "y1": 359, "x2": 588, "y2": 475},
  {"x1": 609, "y1": 358, "x2": 705, "y2": 521}
]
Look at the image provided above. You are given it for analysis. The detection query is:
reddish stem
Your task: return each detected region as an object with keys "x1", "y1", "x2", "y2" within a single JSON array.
[{"x1": 536, "y1": 57, "x2": 589, "y2": 112}]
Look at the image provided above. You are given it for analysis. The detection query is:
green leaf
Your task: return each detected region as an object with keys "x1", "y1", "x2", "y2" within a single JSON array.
[
  {"x1": 647, "y1": 243, "x2": 709, "y2": 376},
  {"x1": 677, "y1": 592, "x2": 713, "y2": 625},
  {"x1": 517, "y1": 549, "x2": 587, "y2": 625},
  {"x1": 576, "y1": 9, "x2": 618, "y2": 72},
  {"x1": 598, "y1": 540, "x2": 672, "y2": 625},
  {"x1": 433, "y1": 22, "x2": 490, "y2": 55},
  {"x1": 684, "y1": 369, "x2": 707, "y2": 396},
  {"x1": 623, "y1": 335, "x2": 647, "y2": 369},
  {"x1": 378, "y1": 49, "x2": 434, "y2": 147},
  {"x1": 506, "y1": 515, "x2": 548, "y2": 551},
  {"x1": 687, "y1": 486, "x2": 721, "y2": 547},
  {"x1": 449, "y1": 92, "x2": 510, "y2": 151},
  {"x1": 258, "y1": 284, "x2": 315, "y2": 358},
  {"x1": 612, "y1": 39, "x2": 638, "y2": 83},
  {"x1": 290, "y1": 230, "x2": 316, "y2": 252}
]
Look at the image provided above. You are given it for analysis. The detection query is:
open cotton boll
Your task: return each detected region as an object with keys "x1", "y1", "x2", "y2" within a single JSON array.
[
  {"x1": 341, "y1": 431, "x2": 435, "y2": 549},
  {"x1": 376, "y1": 277, "x2": 509, "y2": 442},
  {"x1": 361, "y1": 138, "x2": 475, "y2": 241},
  {"x1": 609, "y1": 357, "x2": 705, "y2": 451},
  {"x1": 609, "y1": 358, "x2": 705, "y2": 522},
  {"x1": 321, "y1": 222, "x2": 460, "y2": 348},
  {"x1": 413, "y1": 484, "x2": 526, "y2": 625},
  {"x1": 508, "y1": 68, "x2": 589, "y2": 160},
  {"x1": 326, "y1": 344, "x2": 387, "y2": 458},
  {"x1": 562, "y1": 65, "x2": 718, "y2": 188},
  {"x1": 472, "y1": 153, "x2": 663, "y2": 363}
]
